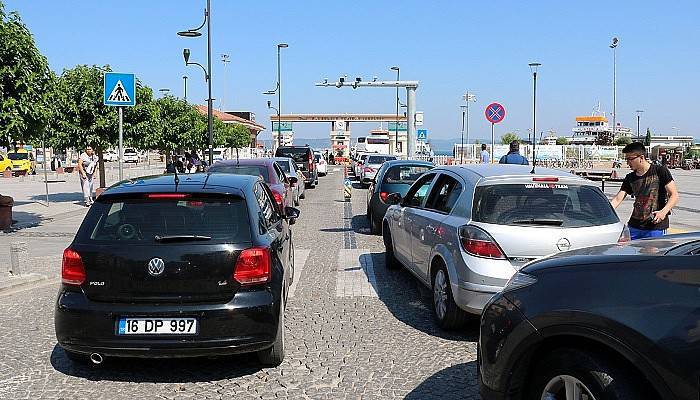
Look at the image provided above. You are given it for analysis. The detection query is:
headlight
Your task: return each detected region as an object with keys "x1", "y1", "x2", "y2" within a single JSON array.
[{"x1": 503, "y1": 272, "x2": 538, "y2": 292}]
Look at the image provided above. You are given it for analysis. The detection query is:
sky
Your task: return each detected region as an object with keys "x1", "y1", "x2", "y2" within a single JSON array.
[{"x1": 5, "y1": 0, "x2": 700, "y2": 143}]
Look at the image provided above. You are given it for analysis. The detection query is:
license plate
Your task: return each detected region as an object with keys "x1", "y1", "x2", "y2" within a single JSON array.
[{"x1": 117, "y1": 318, "x2": 198, "y2": 335}]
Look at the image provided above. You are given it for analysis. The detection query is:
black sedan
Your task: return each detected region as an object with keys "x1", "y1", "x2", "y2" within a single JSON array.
[
  {"x1": 55, "y1": 173, "x2": 299, "y2": 366},
  {"x1": 365, "y1": 160, "x2": 433, "y2": 234},
  {"x1": 478, "y1": 234, "x2": 700, "y2": 400}
]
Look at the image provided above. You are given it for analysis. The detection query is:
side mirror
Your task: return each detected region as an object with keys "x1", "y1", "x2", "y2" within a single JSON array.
[
  {"x1": 284, "y1": 206, "x2": 300, "y2": 220},
  {"x1": 288, "y1": 176, "x2": 298, "y2": 185},
  {"x1": 386, "y1": 192, "x2": 402, "y2": 205}
]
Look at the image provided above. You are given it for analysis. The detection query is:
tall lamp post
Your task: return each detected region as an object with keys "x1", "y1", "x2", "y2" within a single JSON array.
[
  {"x1": 390, "y1": 66, "x2": 400, "y2": 155},
  {"x1": 178, "y1": 0, "x2": 213, "y2": 166},
  {"x1": 221, "y1": 53, "x2": 230, "y2": 110},
  {"x1": 528, "y1": 62, "x2": 541, "y2": 174},
  {"x1": 636, "y1": 109, "x2": 644, "y2": 142},
  {"x1": 182, "y1": 75, "x2": 188, "y2": 101},
  {"x1": 461, "y1": 92, "x2": 476, "y2": 163},
  {"x1": 264, "y1": 43, "x2": 288, "y2": 151},
  {"x1": 610, "y1": 37, "x2": 619, "y2": 144}
]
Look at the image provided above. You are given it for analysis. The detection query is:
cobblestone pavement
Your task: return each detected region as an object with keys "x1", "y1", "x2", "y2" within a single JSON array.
[{"x1": 0, "y1": 167, "x2": 480, "y2": 399}]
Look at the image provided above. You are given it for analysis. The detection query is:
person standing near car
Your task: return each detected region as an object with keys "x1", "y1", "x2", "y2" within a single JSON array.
[
  {"x1": 77, "y1": 145, "x2": 98, "y2": 206},
  {"x1": 480, "y1": 143, "x2": 490, "y2": 164},
  {"x1": 499, "y1": 140, "x2": 529, "y2": 165},
  {"x1": 610, "y1": 142, "x2": 679, "y2": 240}
]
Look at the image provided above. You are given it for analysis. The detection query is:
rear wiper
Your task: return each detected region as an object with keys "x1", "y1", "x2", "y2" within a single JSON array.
[
  {"x1": 154, "y1": 235, "x2": 212, "y2": 242},
  {"x1": 512, "y1": 219, "x2": 564, "y2": 226}
]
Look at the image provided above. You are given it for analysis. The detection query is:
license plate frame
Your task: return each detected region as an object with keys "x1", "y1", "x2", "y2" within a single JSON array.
[{"x1": 117, "y1": 317, "x2": 198, "y2": 336}]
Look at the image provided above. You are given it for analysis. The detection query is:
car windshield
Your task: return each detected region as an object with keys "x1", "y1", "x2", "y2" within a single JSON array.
[
  {"x1": 276, "y1": 148, "x2": 309, "y2": 163},
  {"x1": 79, "y1": 197, "x2": 251, "y2": 243},
  {"x1": 208, "y1": 165, "x2": 270, "y2": 182},
  {"x1": 124, "y1": 149, "x2": 136, "y2": 154},
  {"x1": 367, "y1": 155, "x2": 396, "y2": 164},
  {"x1": 7, "y1": 153, "x2": 28, "y2": 161},
  {"x1": 472, "y1": 183, "x2": 619, "y2": 228}
]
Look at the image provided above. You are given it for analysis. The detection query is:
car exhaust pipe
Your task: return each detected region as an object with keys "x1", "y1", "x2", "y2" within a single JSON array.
[{"x1": 89, "y1": 353, "x2": 103, "y2": 365}]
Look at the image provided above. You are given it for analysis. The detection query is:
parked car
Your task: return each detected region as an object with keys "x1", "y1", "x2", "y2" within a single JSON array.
[
  {"x1": 479, "y1": 233, "x2": 700, "y2": 400},
  {"x1": 273, "y1": 157, "x2": 305, "y2": 206},
  {"x1": 55, "y1": 174, "x2": 300, "y2": 366},
  {"x1": 275, "y1": 146, "x2": 318, "y2": 188},
  {"x1": 103, "y1": 150, "x2": 118, "y2": 162},
  {"x1": 382, "y1": 165, "x2": 628, "y2": 329},
  {"x1": 0, "y1": 153, "x2": 12, "y2": 172},
  {"x1": 360, "y1": 154, "x2": 397, "y2": 185},
  {"x1": 123, "y1": 148, "x2": 139, "y2": 163},
  {"x1": 208, "y1": 159, "x2": 296, "y2": 214},
  {"x1": 6, "y1": 148, "x2": 35, "y2": 175},
  {"x1": 366, "y1": 160, "x2": 433, "y2": 234},
  {"x1": 314, "y1": 153, "x2": 327, "y2": 176},
  {"x1": 353, "y1": 153, "x2": 371, "y2": 178}
]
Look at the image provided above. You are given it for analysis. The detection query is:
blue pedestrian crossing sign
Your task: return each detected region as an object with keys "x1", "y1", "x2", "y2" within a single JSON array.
[
  {"x1": 104, "y1": 72, "x2": 136, "y2": 107},
  {"x1": 417, "y1": 129, "x2": 428, "y2": 140}
]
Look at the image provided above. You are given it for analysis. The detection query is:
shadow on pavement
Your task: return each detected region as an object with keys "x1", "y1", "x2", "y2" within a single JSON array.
[
  {"x1": 319, "y1": 227, "x2": 354, "y2": 233},
  {"x1": 30, "y1": 191, "x2": 83, "y2": 204},
  {"x1": 405, "y1": 361, "x2": 479, "y2": 400},
  {"x1": 7, "y1": 210, "x2": 46, "y2": 231},
  {"x1": 350, "y1": 215, "x2": 374, "y2": 236},
  {"x1": 50, "y1": 344, "x2": 263, "y2": 383}
]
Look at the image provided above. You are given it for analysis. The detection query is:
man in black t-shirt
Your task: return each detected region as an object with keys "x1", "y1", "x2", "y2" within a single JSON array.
[{"x1": 610, "y1": 142, "x2": 679, "y2": 240}]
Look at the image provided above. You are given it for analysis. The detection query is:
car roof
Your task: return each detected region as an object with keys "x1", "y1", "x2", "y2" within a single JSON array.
[
  {"x1": 435, "y1": 164, "x2": 591, "y2": 183},
  {"x1": 381, "y1": 159, "x2": 433, "y2": 167},
  {"x1": 100, "y1": 173, "x2": 256, "y2": 198},
  {"x1": 212, "y1": 158, "x2": 275, "y2": 167}
]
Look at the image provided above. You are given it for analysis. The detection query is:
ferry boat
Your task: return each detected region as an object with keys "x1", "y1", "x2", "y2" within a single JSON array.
[{"x1": 569, "y1": 106, "x2": 632, "y2": 145}]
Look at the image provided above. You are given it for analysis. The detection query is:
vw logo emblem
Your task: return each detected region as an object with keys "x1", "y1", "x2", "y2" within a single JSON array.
[
  {"x1": 147, "y1": 258, "x2": 165, "y2": 276},
  {"x1": 556, "y1": 238, "x2": 572, "y2": 252}
]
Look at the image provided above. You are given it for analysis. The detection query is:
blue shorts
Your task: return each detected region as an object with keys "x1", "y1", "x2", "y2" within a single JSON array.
[{"x1": 629, "y1": 226, "x2": 666, "y2": 240}]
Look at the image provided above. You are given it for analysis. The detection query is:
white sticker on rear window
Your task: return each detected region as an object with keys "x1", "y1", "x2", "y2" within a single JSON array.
[{"x1": 525, "y1": 183, "x2": 569, "y2": 189}]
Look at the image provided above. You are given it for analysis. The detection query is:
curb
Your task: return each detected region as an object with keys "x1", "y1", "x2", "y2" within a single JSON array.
[{"x1": 0, "y1": 273, "x2": 54, "y2": 295}]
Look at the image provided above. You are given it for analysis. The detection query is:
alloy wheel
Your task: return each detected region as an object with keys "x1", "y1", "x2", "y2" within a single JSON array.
[
  {"x1": 541, "y1": 375, "x2": 597, "y2": 400},
  {"x1": 433, "y1": 270, "x2": 448, "y2": 320}
]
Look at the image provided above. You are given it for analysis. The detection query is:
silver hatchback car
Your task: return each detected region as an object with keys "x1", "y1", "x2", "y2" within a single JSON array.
[{"x1": 382, "y1": 165, "x2": 628, "y2": 329}]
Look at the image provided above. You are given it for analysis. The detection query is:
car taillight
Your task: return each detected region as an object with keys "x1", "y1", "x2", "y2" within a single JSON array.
[
  {"x1": 62, "y1": 248, "x2": 86, "y2": 286},
  {"x1": 459, "y1": 226, "x2": 505, "y2": 259},
  {"x1": 308, "y1": 153, "x2": 314, "y2": 170},
  {"x1": 272, "y1": 190, "x2": 283, "y2": 208},
  {"x1": 532, "y1": 177, "x2": 559, "y2": 182},
  {"x1": 364, "y1": 167, "x2": 374, "y2": 173},
  {"x1": 379, "y1": 192, "x2": 389, "y2": 202},
  {"x1": 233, "y1": 247, "x2": 271, "y2": 285},
  {"x1": 146, "y1": 193, "x2": 189, "y2": 199},
  {"x1": 618, "y1": 225, "x2": 631, "y2": 243}
]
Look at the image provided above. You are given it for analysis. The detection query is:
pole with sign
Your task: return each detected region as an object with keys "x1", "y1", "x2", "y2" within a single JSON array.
[
  {"x1": 485, "y1": 102, "x2": 506, "y2": 163},
  {"x1": 104, "y1": 72, "x2": 136, "y2": 181}
]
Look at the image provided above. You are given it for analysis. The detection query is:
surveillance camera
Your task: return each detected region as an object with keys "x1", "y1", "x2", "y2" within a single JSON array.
[
  {"x1": 339, "y1": 76, "x2": 345, "y2": 83},
  {"x1": 355, "y1": 77, "x2": 361, "y2": 82},
  {"x1": 335, "y1": 82, "x2": 342, "y2": 88},
  {"x1": 373, "y1": 76, "x2": 378, "y2": 82},
  {"x1": 267, "y1": 100, "x2": 271, "y2": 108},
  {"x1": 352, "y1": 82, "x2": 358, "y2": 89},
  {"x1": 323, "y1": 78, "x2": 328, "y2": 84}
]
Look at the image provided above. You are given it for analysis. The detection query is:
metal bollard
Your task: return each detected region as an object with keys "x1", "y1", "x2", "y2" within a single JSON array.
[
  {"x1": 343, "y1": 178, "x2": 352, "y2": 202},
  {"x1": 9, "y1": 242, "x2": 28, "y2": 276},
  {"x1": 601, "y1": 178, "x2": 606, "y2": 192}
]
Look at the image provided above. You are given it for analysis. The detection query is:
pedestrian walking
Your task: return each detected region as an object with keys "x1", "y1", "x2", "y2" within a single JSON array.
[
  {"x1": 499, "y1": 141, "x2": 529, "y2": 165},
  {"x1": 77, "y1": 145, "x2": 98, "y2": 206},
  {"x1": 610, "y1": 142, "x2": 679, "y2": 240},
  {"x1": 480, "y1": 143, "x2": 490, "y2": 164}
]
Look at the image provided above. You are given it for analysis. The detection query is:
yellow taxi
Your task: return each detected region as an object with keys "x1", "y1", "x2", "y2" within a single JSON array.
[
  {"x1": 0, "y1": 153, "x2": 12, "y2": 172},
  {"x1": 7, "y1": 149, "x2": 35, "y2": 175}
]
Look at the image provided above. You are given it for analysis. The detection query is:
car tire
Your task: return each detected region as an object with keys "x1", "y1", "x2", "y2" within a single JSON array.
[
  {"x1": 369, "y1": 210, "x2": 381, "y2": 235},
  {"x1": 431, "y1": 263, "x2": 469, "y2": 330},
  {"x1": 294, "y1": 194, "x2": 300, "y2": 206},
  {"x1": 528, "y1": 348, "x2": 652, "y2": 400},
  {"x1": 383, "y1": 225, "x2": 400, "y2": 270},
  {"x1": 257, "y1": 296, "x2": 285, "y2": 366},
  {"x1": 300, "y1": 191, "x2": 305, "y2": 199}
]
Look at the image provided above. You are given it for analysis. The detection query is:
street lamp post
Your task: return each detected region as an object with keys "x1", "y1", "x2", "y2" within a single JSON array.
[
  {"x1": 461, "y1": 92, "x2": 476, "y2": 163},
  {"x1": 182, "y1": 75, "x2": 188, "y2": 101},
  {"x1": 610, "y1": 37, "x2": 619, "y2": 144},
  {"x1": 460, "y1": 105, "x2": 467, "y2": 164},
  {"x1": 264, "y1": 43, "x2": 288, "y2": 151},
  {"x1": 529, "y1": 62, "x2": 541, "y2": 174},
  {"x1": 390, "y1": 66, "x2": 400, "y2": 156},
  {"x1": 178, "y1": 0, "x2": 213, "y2": 166},
  {"x1": 221, "y1": 53, "x2": 230, "y2": 111},
  {"x1": 636, "y1": 109, "x2": 644, "y2": 142}
]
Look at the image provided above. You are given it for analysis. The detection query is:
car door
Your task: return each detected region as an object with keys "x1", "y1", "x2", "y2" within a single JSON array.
[
  {"x1": 410, "y1": 173, "x2": 463, "y2": 279},
  {"x1": 394, "y1": 173, "x2": 437, "y2": 271},
  {"x1": 254, "y1": 182, "x2": 290, "y2": 287},
  {"x1": 273, "y1": 163, "x2": 293, "y2": 208}
]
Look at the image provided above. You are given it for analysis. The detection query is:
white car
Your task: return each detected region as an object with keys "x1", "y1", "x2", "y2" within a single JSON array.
[
  {"x1": 314, "y1": 153, "x2": 327, "y2": 176},
  {"x1": 360, "y1": 154, "x2": 396, "y2": 185},
  {"x1": 123, "y1": 149, "x2": 139, "y2": 163},
  {"x1": 103, "y1": 150, "x2": 118, "y2": 162}
]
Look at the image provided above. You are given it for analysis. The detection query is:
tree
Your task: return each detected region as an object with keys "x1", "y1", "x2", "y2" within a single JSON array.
[
  {"x1": 556, "y1": 137, "x2": 569, "y2": 145},
  {"x1": 645, "y1": 128, "x2": 652, "y2": 146},
  {"x1": 219, "y1": 123, "x2": 251, "y2": 159},
  {"x1": 147, "y1": 96, "x2": 204, "y2": 153},
  {"x1": 500, "y1": 132, "x2": 520, "y2": 145},
  {"x1": 0, "y1": 3, "x2": 54, "y2": 147},
  {"x1": 615, "y1": 136, "x2": 632, "y2": 146}
]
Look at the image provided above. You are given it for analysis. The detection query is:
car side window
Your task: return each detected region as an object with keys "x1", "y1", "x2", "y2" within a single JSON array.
[
  {"x1": 273, "y1": 163, "x2": 286, "y2": 183},
  {"x1": 402, "y1": 173, "x2": 436, "y2": 208},
  {"x1": 254, "y1": 183, "x2": 278, "y2": 232},
  {"x1": 425, "y1": 174, "x2": 463, "y2": 214}
]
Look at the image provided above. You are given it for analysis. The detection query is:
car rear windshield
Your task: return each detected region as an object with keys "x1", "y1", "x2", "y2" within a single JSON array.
[
  {"x1": 472, "y1": 183, "x2": 619, "y2": 228},
  {"x1": 368, "y1": 155, "x2": 396, "y2": 164},
  {"x1": 77, "y1": 197, "x2": 251, "y2": 243},
  {"x1": 276, "y1": 147, "x2": 310, "y2": 163},
  {"x1": 208, "y1": 165, "x2": 270, "y2": 182},
  {"x1": 7, "y1": 153, "x2": 28, "y2": 160},
  {"x1": 276, "y1": 160, "x2": 291, "y2": 173}
]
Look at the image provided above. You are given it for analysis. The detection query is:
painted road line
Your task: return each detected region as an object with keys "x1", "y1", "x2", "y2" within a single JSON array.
[
  {"x1": 668, "y1": 228, "x2": 688, "y2": 234},
  {"x1": 336, "y1": 249, "x2": 378, "y2": 298},
  {"x1": 288, "y1": 249, "x2": 311, "y2": 298}
]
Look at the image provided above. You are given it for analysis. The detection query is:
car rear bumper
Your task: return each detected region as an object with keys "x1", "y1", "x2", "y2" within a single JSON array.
[
  {"x1": 453, "y1": 281, "x2": 504, "y2": 314},
  {"x1": 55, "y1": 288, "x2": 279, "y2": 358}
]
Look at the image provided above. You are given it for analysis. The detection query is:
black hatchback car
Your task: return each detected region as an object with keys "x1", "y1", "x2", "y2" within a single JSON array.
[
  {"x1": 55, "y1": 174, "x2": 299, "y2": 366},
  {"x1": 479, "y1": 234, "x2": 700, "y2": 400}
]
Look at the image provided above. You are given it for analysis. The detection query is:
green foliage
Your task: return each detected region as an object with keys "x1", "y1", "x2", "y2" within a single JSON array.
[
  {"x1": 219, "y1": 123, "x2": 251, "y2": 149},
  {"x1": 556, "y1": 137, "x2": 568, "y2": 145},
  {"x1": 615, "y1": 136, "x2": 632, "y2": 146},
  {"x1": 500, "y1": 132, "x2": 520, "y2": 145},
  {"x1": 151, "y1": 96, "x2": 206, "y2": 151},
  {"x1": 645, "y1": 128, "x2": 652, "y2": 146},
  {"x1": 0, "y1": 3, "x2": 54, "y2": 145}
]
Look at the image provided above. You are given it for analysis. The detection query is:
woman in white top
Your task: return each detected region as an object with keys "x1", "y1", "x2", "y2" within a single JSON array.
[{"x1": 77, "y1": 146, "x2": 99, "y2": 206}]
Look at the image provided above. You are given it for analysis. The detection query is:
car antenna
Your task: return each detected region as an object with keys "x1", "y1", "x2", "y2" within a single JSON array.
[{"x1": 172, "y1": 152, "x2": 180, "y2": 187}]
